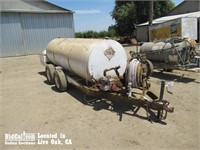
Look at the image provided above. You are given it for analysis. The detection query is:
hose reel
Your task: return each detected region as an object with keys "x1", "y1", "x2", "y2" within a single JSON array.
[{"x1": 126, "y1": 58, "x2": 153, "y2": 89}]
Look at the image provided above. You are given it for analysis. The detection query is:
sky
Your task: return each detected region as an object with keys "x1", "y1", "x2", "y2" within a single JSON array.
[{"x1": 47, "y1": 0, "x2": 184, "y2": 32}]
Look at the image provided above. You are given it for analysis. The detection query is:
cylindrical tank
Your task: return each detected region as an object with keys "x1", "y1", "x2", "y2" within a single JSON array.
[
  {"x1": 46, "y1": 38, "x2": 127, "y2": 82},
  {"x1": 140, "y1": 42, "x2": 173, "y2": 62},
  {"x1": 140, "y1": 41, "x2": 191, "y2": 64}
]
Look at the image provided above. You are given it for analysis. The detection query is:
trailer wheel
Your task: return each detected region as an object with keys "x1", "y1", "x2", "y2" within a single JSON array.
[
  {"x1": 146, "y1": 59, "x2": 154, "y2": 77},
  {"x1": 54, "y1": 69, "x2": 67, "y2": 92},
  {"x1": 46, "y1": 64, "x2": 55, "y2": 84}
]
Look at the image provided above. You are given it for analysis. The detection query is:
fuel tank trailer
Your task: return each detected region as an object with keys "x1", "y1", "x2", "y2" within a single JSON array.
[{"x1": 40, "y1": 38, "x2": 174, "y2": 121}]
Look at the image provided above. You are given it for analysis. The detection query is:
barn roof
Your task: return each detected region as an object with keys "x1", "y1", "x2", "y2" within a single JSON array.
[
  {"x1": 0, "y1": 0, "x2": 73, "y2": 13},
  {"x1": 137, "y1": 11, "x2": 200, "y2": 27}
]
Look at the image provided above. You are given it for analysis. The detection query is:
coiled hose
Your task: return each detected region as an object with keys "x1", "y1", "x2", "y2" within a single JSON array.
[{"x1": 126, "y1": 59, "x2": 143, "y2": 88}]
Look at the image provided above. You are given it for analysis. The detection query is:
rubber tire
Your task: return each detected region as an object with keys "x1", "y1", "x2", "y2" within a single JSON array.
[
  {"x1": 54, "y1": 69, "x2": 67, "y2": 92},
  {"x1": 146, "y1": 59, "x2": 154, "y2": 77},
  {"x1": 46, "y1": 64, "x2": 55, "y2": 84}
]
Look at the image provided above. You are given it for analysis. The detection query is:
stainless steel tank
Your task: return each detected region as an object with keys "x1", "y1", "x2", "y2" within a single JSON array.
[
  {"x1": 140, "y1": 41, "x2": 191, "y2": 64},
  {"x1": 46, "y1": 38, "x2": 127, "y2": 82}
]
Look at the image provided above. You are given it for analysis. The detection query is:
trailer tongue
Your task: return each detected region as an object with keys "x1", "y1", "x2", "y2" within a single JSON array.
[{"x1": 40, "y1": 38, "x2": 174, "y2": 121}]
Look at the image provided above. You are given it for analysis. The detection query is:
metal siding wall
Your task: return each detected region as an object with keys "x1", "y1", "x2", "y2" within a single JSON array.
[
  {"x1": 0, "y1": 13, "x2": 25, "y2": 57},
  {"x1": 136, "y1": 26, "x2": 148, "y2": 42},
  {"x1": 0, "y1": 12, "x2": 75, "y2": 57},
  {"x1": 21, "y1": 13, "x2": 75, "y2": 54}
]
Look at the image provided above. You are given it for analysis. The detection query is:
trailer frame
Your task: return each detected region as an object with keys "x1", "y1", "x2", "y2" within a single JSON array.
[{"x1": 42, "y1": 62, "x2": 174, "y2": 121}]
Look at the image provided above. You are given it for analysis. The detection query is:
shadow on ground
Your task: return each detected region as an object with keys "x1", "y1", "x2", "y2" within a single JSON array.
[
  {"x1": 38, "y1": 71, "x2": 46, "y2": 77},
  {"x1": 38, "y1": 71, "x2": 167, "y2": 124},
  {"x1": 152, "y1": 71, "x2": 196, "y2": 83},
  {"x1": 58, "y1": 85, "x2": 166, "y2": 124},
  {"x1": 38, "y1": 72, "x2": 166, "y2": 125}
]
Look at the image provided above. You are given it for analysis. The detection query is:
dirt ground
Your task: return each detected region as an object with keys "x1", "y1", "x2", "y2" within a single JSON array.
[{"x1": 0, "y1": 49, "x2": 200, "y2": 150}]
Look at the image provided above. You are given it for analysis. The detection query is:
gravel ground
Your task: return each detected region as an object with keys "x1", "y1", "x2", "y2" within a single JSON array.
[{"x1": 0, "y1": 52, "x2": 199, "y2": 150}]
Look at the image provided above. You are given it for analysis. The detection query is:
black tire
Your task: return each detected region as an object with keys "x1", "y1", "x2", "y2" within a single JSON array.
[
  {"x1": 46, "y1": 64, "x2": 55, "y2": 84},
  {"x1": 54, "y1": 69, "x2": 67, "y2": 92},
  {"x1": 146, "y1": 59, "x2": 154, "y2": 77}
]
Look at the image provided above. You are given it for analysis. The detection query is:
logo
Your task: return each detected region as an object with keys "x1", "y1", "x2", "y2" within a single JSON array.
[
  {"x1": 5, "y1": 131, "x2": 35, "y2": 145},
  {"x1": 4, "y1": 131, "x2": 72, "y2": 146}
]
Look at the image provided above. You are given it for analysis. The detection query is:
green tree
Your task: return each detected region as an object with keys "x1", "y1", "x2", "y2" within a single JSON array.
[
  {"x1": 108, "y1": 25, "x2": 117, "y2": 37},
  {"x1": 75, "y1": 32, "x2": 83, "y2": 38},
  {"x1": 154, "y1": 1, "x2": 175, "y2": 18},
  {"x1": 111, "y1": 2, "x2": 136, "y2": 37},
  {"x1": 92, "y1": 31, "x2": 99, "y2": 38},
  {"x1": 99, "y1": 31, "x2": 107, "y2": 38},
  {"x1": 111, "y1": 0, "x2": 175, "y2": 37},
  {"x1": 75, "y1": 30, "x2": 117, "y2": 39}
]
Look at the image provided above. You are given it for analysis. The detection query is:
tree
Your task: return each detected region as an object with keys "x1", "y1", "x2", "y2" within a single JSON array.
[
  {"x1": 111, "y1": 0, "x2": 175, "y2": 37},
  {"x1": 75, "y1": 30, "x2": 117, "y2": 39},
  {"x1": 108, "y1": 25, "x2": 117, "y2": 37},
  {"x1": 111, "y1": 2, "x2": 136, "y2": 37},
  {"x1": 75, "y1": 32, "x2": 83, "y2": 38},
  {"x1": 154, "y1": 1, "x2": 175, "y2": 18}
]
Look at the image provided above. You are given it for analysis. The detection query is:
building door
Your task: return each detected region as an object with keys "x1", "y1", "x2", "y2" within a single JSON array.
[{"x1": 0, "y1": 13, "x2": 25, "y2": 57}]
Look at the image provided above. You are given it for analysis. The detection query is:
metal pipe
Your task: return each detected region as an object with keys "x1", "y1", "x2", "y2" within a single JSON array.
[{"x1": 159, "y1": 81, "x2": 165, "y2": 101}]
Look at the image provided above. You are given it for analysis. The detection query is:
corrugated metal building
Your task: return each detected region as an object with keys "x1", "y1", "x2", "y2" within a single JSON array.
[
  {"x1": 168, "y1": 0, "x2": 200, "y2": 16},
  {"x1": 136, "y1": 0, "x2": 200, "y2": 42},
  {"x1": 0, "y1": 0, "x2": 75, "y2": 57},
  {"x1": 136, "y1": 11, "x2": 200, "y2": 42}
]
